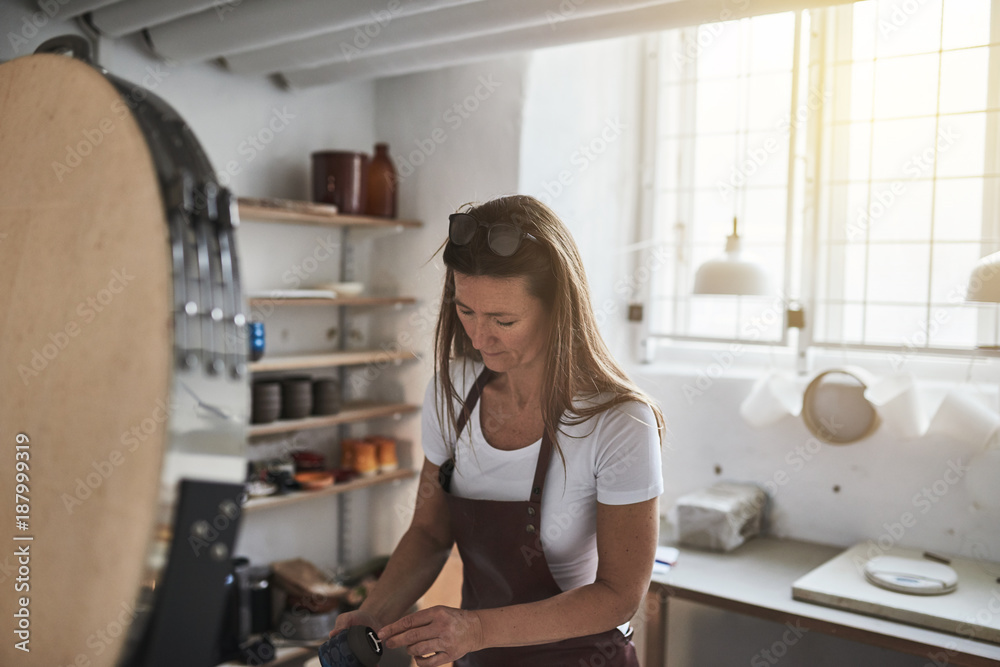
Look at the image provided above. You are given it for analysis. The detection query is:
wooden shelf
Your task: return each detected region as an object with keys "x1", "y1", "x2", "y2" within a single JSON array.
[
  {"x1": 243, "y1": 468, "x2": 415, "y2": 513},
  {"x1": 249, "y1": 348, "x2": 417, "y2": 373},
  {"x1": 249, "y1": 401, "x2": 419, "y2": 437},
  {"x1": 248, "y1": 295, "x2": 417, "y2": 308},
  {"x1": 238, "y1": 196, "x2": 421, "y2": 228}
]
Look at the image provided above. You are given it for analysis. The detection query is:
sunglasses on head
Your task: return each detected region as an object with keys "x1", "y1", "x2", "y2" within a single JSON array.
[{"x1": 448, "y1": 212, "x2": 539, "y2": 257}]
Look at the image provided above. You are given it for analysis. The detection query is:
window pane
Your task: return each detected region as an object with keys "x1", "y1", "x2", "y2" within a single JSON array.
[
  {"x1": 844, "y1": 242, "x2": 868, "y2": 303},
  {"x1": 844, "y1": 122, "x2": 872, "y2": 183},
  {"x1": 939, "y1": 47, "x2": 989, "y2": 115},
  {"x1": 748, "y1": 72, "x2": 792, "y2": 130},
  {"x1": 930, "y1": 242, "x2": 982, "y2": 303},
  {"x1": 863, "y1": 304, "x2": 930, "y2": 346},
  {"x1": 866, "y1": 243, "x2": 931, "y2": 303},
  {"x1": 747, "y1": 245, "x2": 785, "y2": 300},
  {"x1": 873, "y1": 53, "x2": 939, "y2": 119},
  {"x1": 691, "y1": 190, "x2": 733, "y2": 244},
  {"x1": 927, "y1": 306, "x2": 978, "y2": 347},
  {"x1": 689, "y1": 296, "x2": 739, "y2": 337},
  {"x1": 686, "y1": 294, "x2": 784, "y2": 341},
  {"x1": 744, "y1": 131, "x2": 789, "y2": 187},
  {"x1": 693, "y1": 134, "x2": 739, "y2": 190},
  {"x1": 652, "y1": 258, "x2": 678, "y2": 305},
  {"x1": 870, "y1": 117, "x2": 937, "y2": 181},
  {"x1": 651, "y1": 296, "x2": 675, "y2": 334},
  {"x1": 815, "y1": 300, "x2": 832, "y2": 340},
  {"x1": 749, "y1": 12, "x2": 796, "y2": 73},
  {"x1": 697, "y1": 22, "x2": 741, "y2": 79},
  {"x1": 839, "y1": 183, "x2": 874, "y2": 242},
  {"x1": 656, "y1": 138, "x2": 682, "y2": 190},
  {"x1": 933, "y1": 177, "x2": 985, "y2": 242},
  {"x1": 936, "y1": 112, "x2": 987, "y2": 179},
  {"x1": 851, "y1": 1, "x2": 877, "y2": 62},
  {"x1": 655, "y1": 191, "x2": 681, "y2": 234},
  {"x1": 941, "y1": 0, "x2": 991, "y2": 50},
  {"x1": 658, "y1": 84, "x2": 686, "y2": 137},
  {"x1": 696, "y1": 78, "x2": 742, "y2": 134},
  {"x1": 875, "y1": 0, "x2": 943, "y2": 59},
  {"x1": 844, "y1": 61, "x2": 874, "y2": 122},
  {"x1": 743, "y1": 187, "x2": 789, "y2": 243},
  {"x1": 842, "y1": 303, "x2": 867, "y2": 343},
  {"x1": 661, "y1": 30, "x2": 694, "y2": 85},
  {"x1": 867, "y1": 179, "x2": 933, "y2": 242},
  {"x1": 736, "y1": 296, "x2": 786, "y2": 341}
]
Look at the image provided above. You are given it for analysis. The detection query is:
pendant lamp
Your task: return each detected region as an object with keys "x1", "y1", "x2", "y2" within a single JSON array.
[
  {"x1": 966, "y1": 250, "x2": 1000, "y2": 303},
  {"x1": 693, "y1": 216, "x2": 773, "y2": 296}
]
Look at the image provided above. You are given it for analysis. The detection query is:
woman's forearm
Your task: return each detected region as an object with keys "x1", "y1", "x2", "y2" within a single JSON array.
[
  {"x1": 358, "y1": 526, "x2": 454, "y2": 626},
  {"x1": 476, "y1": 577, "x2": 643, "y2": 649}
]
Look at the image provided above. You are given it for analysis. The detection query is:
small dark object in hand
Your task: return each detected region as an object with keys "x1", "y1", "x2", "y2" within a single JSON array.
[{"x1": 318, "y1": 626, "x2": 382, "y2": 667}]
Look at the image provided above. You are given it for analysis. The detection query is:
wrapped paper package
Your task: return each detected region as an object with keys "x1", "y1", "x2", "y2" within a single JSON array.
[{"x1": 675, "y1": 482, "x2": 768, "y2": 552}]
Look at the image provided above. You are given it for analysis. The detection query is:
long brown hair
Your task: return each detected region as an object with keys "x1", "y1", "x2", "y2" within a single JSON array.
[{"x1": 432, "y1": 194, "x2": 665, "y2": 460}]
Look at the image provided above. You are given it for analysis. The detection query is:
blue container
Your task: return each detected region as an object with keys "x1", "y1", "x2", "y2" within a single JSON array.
[
  {"x1": 248, "y1": 321, "x2": 265, "y2": 361},
  {"x1": 317, "y1": 626, "x2": 382, "y2": 667}
]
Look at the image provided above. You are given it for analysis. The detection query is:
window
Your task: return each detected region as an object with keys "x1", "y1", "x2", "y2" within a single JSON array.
[
  {"x1": 648, "y1": 11, "x2": 804, "y2": 345},
  {"x1": 645, "y1": 0, "x2": 1000, "y2": 360},
  {"x1": 814, "y1": 0, "x2": 999, "y2": 352}
]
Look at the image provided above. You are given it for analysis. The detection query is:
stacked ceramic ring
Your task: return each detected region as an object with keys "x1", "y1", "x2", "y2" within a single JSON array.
[
  {"x1": 281, "y1": 376, "x2": 313, "y2": 419},
  {"x1": 312, "y1": 378, "x2": 341, "y2": 415},
  {"x1": 251, "y1": 381, "x2": 281, "y2": 424}
]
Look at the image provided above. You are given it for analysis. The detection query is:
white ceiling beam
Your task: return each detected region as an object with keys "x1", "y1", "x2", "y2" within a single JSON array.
[
  {"x1": 281, "y1": 0, "x2": 854, "y2": 88},
  {"x1": 144, "y1": 0, "x2": 485, "y2": 64},
  {"x1": 88, "y1": 0, "x2": 229, "y2": 38},
  {"x1": 223, "y1": 0, "x2": 680, "y2": 75}
]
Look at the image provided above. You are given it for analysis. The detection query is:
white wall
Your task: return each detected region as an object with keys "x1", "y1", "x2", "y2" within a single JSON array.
[{"x1": 636, "y1": 366, "x2": 1000, "y2": 557}]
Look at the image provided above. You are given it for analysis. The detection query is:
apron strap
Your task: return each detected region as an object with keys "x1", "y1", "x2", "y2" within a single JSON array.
[
  {"x1": 529, "y1": 431, "x2": 553, "y2": 504},
  {"x1": 456, "y1": 365, "x2": 495, "y2": 436}
]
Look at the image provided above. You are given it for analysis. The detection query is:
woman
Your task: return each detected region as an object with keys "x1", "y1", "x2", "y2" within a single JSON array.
[{"x1": 331, "y1": 194, "x2": 664, "y2": 666}]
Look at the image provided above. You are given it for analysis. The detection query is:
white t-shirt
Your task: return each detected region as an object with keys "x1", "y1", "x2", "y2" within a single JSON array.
[{"x1": 421, "y1": 360, "x2": 664, "y2": 593}]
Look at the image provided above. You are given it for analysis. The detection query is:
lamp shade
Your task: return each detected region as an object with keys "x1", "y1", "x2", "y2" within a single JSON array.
[
  {"x1": 966, "y1": 250, "x2": 1000, "y2": 303},
  {"x1": 693, "y1": 231, "x2": 773, "y2": 296}
]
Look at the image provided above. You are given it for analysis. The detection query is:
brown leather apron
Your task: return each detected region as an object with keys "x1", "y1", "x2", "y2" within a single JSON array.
[{"x1": 443, "y1": 366, "x2": 638, "y2": 667}]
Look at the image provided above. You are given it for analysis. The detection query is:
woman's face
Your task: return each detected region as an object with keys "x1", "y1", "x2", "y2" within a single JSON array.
[{"x1": 453, "y1": 271, "x2": 549, "y2": 373}]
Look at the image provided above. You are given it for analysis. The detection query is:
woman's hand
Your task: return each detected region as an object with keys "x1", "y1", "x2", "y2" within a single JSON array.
[
  {"x1": 329, "y1": 609, "x2": 383, "y2": 637},
  {"x1": 378, "y1": 605, "x2": 484, "y2": 667}
]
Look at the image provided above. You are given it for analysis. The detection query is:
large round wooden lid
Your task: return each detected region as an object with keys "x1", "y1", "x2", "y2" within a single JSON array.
[{"x1": 0, "y1": 52, "x2": 172, "y2": 666}]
